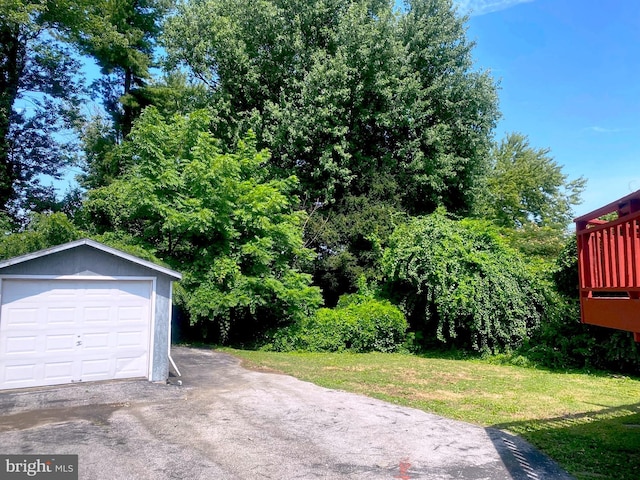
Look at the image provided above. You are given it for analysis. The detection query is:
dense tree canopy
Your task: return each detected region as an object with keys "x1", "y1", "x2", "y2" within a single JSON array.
[
  {"x1": 82, "y1": 108, "x2": 322, "y2": 342},
  {"x1": 163, "y1": 0, "x2": 499, "y2": 213},
  {"x1": 162, "y1": 0, "x2": 499, "y2": 298}
]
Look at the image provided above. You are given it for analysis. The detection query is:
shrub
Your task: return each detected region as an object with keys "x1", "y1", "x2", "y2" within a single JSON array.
[
  {"x1": 382, "y1": 210, "x2": 547, "y2": 353},
  {"x1": 266, "y1": 296, "x2": 408, "y2": 353}
]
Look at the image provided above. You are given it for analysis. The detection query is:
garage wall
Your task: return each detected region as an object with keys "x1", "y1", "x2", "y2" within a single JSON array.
[{"x1": 0, "y1": 245, "x2": 175, "y2": 382}]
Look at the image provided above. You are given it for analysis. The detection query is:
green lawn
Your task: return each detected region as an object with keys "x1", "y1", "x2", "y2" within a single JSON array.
[{"x1": 224, "y1": 349, "x2": 640, "y2": 480}]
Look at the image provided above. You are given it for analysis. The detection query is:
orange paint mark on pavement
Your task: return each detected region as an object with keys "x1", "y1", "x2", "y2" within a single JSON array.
[{"x1": 394, "y1": 458, "x2": 412, "y2": 479}]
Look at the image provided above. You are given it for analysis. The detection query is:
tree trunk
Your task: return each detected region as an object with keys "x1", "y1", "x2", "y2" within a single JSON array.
[{"x1": 121, "y1": 66, "x2": 134, "y2": 138}]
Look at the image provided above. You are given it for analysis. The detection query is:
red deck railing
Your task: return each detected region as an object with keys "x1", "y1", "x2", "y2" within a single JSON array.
[{"x1": 575, "y1": 190, "x2": 640, "y2": 342}]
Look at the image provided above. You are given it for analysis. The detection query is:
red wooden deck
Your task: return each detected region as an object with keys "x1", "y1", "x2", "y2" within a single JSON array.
[{"x1": 575, "y1": 190, "x2": 640, "y2": 342}]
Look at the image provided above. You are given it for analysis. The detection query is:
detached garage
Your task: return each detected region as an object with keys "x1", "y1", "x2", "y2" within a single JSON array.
[{"x1": 0, "y1": 239, "x2": 182, "y2": 390}]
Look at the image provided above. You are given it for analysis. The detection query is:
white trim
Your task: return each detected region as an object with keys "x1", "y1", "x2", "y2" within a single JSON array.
[
  {"x1": 167, "y1": 282, "x2": 181, "y2": 377},
  {"x1": 148, "y1": 277, "x2": 157, "y2": 381},
  {"x1": 0, "y1": 275, "x2": 156, "y2": 383},
  {"x1": 0, "y1": 274, "x2": 158, "y2": 281},
  {"x1": 0, "y1": 238, "x2": 181, "y2": 280}
]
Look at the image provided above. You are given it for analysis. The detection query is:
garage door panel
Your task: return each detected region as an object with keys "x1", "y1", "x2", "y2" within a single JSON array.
[
  {"x1": 4, "y1": 363, "x2": 37, "y2": 385},
  {"x1": 3, "y1": 306, "x2": 38, "y2": 326},
  {"x1": 1, "y1": 279, "x2": 152, "y2": 389},
  {"x1": 117, "y1": 330, "x2": 146, "y2": 346},
  {"x1": 83, "y1": 305, "x2": 112, "y2": 323},
  {"x1": 48, "y1": 307, "x2": 77, "y2": 324},
  {"x1": 115, "y1": 355, "x2": 147, "y2": 376},
  {"x1": 80, "y1": 358, "x2": 111, "y2": 377},
  {"x1": 5, "y1": 335, "x2": 38, "y2": 354},
  {"x1": 48, "y1": 288, "x2": 78, "y2": 298},
  {"x1": 44, "y1": 361, "x2": 74, "y2": 380},
  {"x1": 117, "y1": 305, "x2": 146, "y2": 322},
  {"x1": 45, "y1": 334, "x2": 76, "y2": 352}
]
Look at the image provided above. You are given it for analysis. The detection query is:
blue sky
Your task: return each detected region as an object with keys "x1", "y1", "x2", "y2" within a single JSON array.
[{"x1": 455, "y1": 0, "x2": 640, "y2": 218}]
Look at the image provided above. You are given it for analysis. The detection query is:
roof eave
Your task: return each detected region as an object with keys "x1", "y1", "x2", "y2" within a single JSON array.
[{"x1": 0, "y1": 238, "x2": 182, "y2": 280}]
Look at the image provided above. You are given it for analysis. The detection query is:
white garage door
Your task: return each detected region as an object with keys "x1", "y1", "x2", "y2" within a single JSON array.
[{"x1": 0, "y1": 278, "x2": 152, "y2": 390}]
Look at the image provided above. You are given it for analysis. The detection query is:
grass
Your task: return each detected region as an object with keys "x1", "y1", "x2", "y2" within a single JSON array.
[{"x1": 223, "y1": 348, "x2": 640, "y2": 480}]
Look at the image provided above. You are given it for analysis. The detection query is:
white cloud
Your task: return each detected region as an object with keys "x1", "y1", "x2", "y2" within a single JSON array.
[
  {"x1": 453, "y1": 0, "x2": 534, "y2": 16},
  {"x1": 585, "y1": 126, "x2": 626, "y2": 134}
]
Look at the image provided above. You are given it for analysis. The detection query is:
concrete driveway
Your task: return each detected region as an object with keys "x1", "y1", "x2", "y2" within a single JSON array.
[{"x1": 0, "y1": 347, "x2": 573, "y2": 479}]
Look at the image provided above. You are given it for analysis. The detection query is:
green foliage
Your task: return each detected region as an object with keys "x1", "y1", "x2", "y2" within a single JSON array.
[
  {"x1": 0, "y1": 212, "x2": 81, "y2": 260},
  {"x1": 306, "y1": 194, "x2": 406, "y2": 305},
  {"x1": 524, "y1": 296, "x2": 640, "y2": 373},
  {"x1": 79, "y1": 74, "x2": 217, "y2": 190},
  {"x1": 553, "y1": 236, "x2": 580, "y2": 298},
  {"x1": 500, "y1": 224, "x2": 568, "y2": 262},
  {"x1": 266, "y1": 294, "x2": 408, "y2": 353},
  {"x1": 69, "y1": 0, "x2": 175, "y2": 194},
  {"x1": 77, "y1": 114, "x2": 120, "y2": 189},
  {"x1": 382, "y1": 210, "x2": 546, "y2": 353},
  {"x1": 522, "y1": 236, "x2": 640, "y2": 373},
  {"x1": 164, "y1": 0, "x2": 499, "y2": 303},
  {"x1": 479, "y1": 133, "x2": 586, "y2": 231},
  {"x1": 82, "y1": 107, "x2": 322, "y2": 343},
  {"x1": 164, "y1": 0, "x2": 498, "y2": 214},
  {"x1": 67, "y1": 0, "x2": 173, "y2": 137}
]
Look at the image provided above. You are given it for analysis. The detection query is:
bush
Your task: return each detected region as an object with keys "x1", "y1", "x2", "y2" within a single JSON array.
[
  {"x1": 266, "y1": 295, "x2": 408, "y2": 353},
  {"x1": 382, "y1": 210, "x2": 547, "y2": 353}
]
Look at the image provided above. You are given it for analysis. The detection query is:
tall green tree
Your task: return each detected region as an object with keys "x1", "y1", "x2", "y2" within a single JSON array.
[
  {"x1": 481, "y1": 132, "x2": 586, "y2": 231},
  {"x1": 478, "y1": 133, "x2": 586, "y2": 259},
  {"x1": 83, "y1": 108, "x2": 322, "y2": 342},
  {"x1": 163, "y1": 0, "x2": 498, "y2": 213},
  {"x1": 163, "y1": 0, "x2": 499, "y2": 298},
  {"x1": 61, "y1": 0, "x2": 173, "y2": 139},
  {"x1": 78, "y1": 73, "x2": 213, "y2": 189},
  {"x1": 0, "y1": 0, "x2": 85, "y2": 219},
  {"x1": 70, "y1": 0, "x2": 175, "y2": 193}
]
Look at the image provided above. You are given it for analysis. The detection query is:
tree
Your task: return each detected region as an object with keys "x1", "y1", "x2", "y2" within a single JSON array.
[
  {"x1": 0, "y1": 0, "x2": 86, "y2": 220},
  {"x1": 476, "y1": 133, "x2": 586, "y2": 260},
  {"x1": 78, "y1": 73, "x2": 214, "y2": 190},
  {"x1": 382, "y1": 210, "x2": 547, "y2": 352},
  {"x1": 67, "y1": 0, "x2": 173, "y2": 138},
  {"x1": 164, "y1": 0, "x2": 498, "y2": 213},
  {"x1": 480, "y1": 132, "x2": 586, "y2": 231},
  {"x1": 163, "y1": 0, "x2": 499, "y2": 298},
  {"x1": 82, "y1": 108, "x2": 322, "y2": 342}
]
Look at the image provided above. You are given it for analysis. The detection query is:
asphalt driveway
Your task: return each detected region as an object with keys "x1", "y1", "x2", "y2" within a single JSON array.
[{"x1": 0, "y1": 347, "x2": 573, "y2": 479}]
